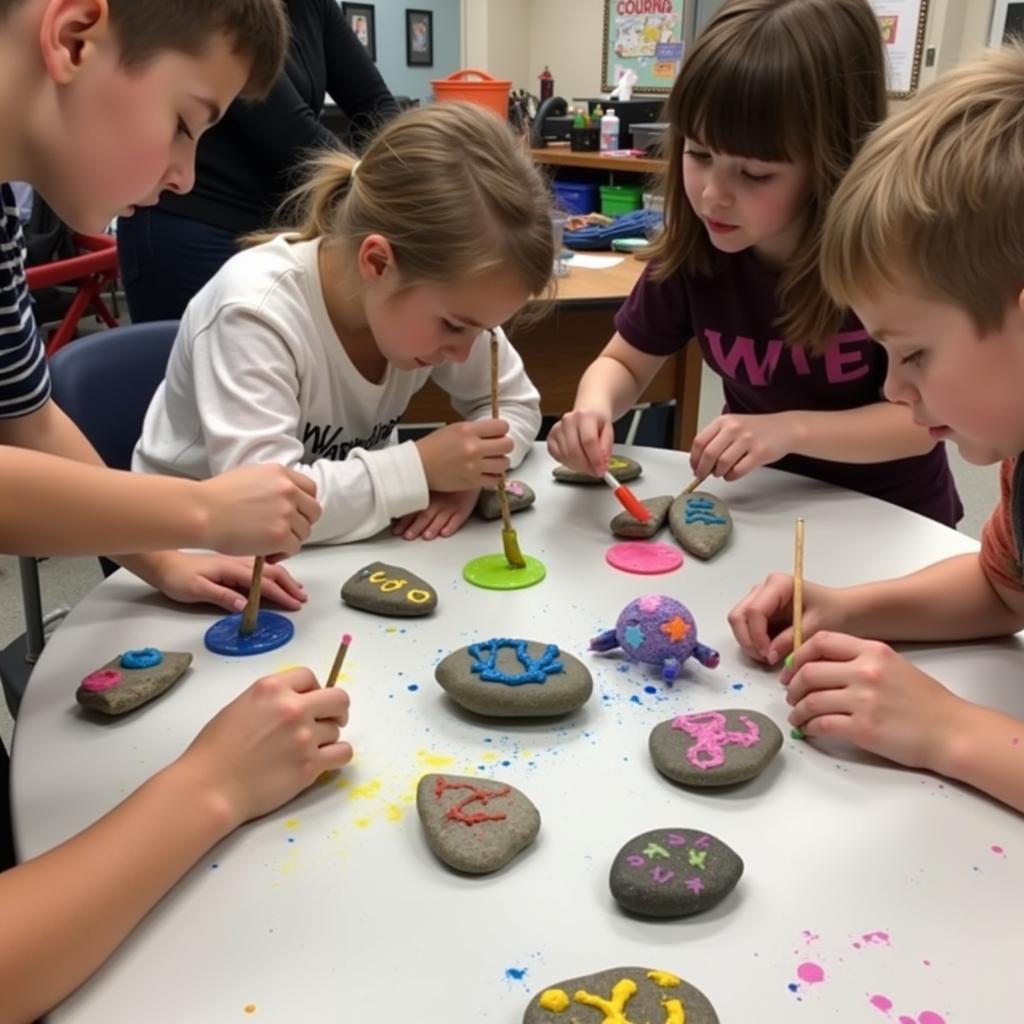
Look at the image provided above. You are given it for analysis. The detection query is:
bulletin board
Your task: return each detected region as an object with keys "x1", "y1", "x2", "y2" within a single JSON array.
[
  {"x1": 601, "y1": 0, "x2": 687, "y2": 95},
  {"x1": 868, "y1": 0, "x2": 931, "y2": 98}
]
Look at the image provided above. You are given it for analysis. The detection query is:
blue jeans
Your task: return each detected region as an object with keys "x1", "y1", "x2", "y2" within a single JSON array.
[{"x1": 118, "y1": 207, "x2": 239, "y2": 322}]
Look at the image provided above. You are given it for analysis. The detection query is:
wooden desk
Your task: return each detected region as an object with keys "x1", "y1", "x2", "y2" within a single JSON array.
[
  {"x1": 530, "y1": 144, "x2": 666, "y2": 177},
  {"x1": 403, "y1": 255, "x2": 703, "y2": 451}
]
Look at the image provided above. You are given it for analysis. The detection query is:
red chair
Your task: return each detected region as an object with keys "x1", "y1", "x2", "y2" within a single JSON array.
[{"x1": 26, "y1": 232, "x2": 120, "y2": 356}]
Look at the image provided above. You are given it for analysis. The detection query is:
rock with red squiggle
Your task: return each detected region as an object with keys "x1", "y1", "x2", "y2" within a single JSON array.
[
  {"x1": 649, "y1": 708, "x2": 783, "y2": 787},
  {"x1": 609, "y1": 828, "x2": 743, "y2": 919},
  {"x1": 416, "y1": 773, "x2": 540, "y2": 874}
]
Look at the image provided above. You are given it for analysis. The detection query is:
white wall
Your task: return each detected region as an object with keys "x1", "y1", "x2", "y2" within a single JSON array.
[
  {"x1": 528, "y1": 0, "x2": 605, "y2": 101},
  {"x1": 461, "y1": 0, "x2": 532, "y2": 92}
]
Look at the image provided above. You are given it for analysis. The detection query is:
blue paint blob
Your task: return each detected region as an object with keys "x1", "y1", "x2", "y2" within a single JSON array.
[
  {"x1": 501, "y1": 760, "x2": 511, "y2": 767},
  {"x1": 120, "y1": 647, "x2": 163, "y2": 669},
  {"x1": 788, "y1": 983, "x2": 800, "y2": 994},
  {"x1": 407, "y1": 684, "x2": 420, "y2": 692},
  {"x1": 211, "y1": 863, "x2": 220, "y2": 869},
  {"x1": 505, "y1": 968, "x2": 527, "y2": 982},
  {"x1": 644, "y1": 685, "x2": 657, "y2": 695},
  {"x1": 287, "y1": 837, "x2": 295, "y2": 844},
  {"x1": 732, "y1": 682, "x2": 745, "y2": 691},
  {"x1": 629, "y1": 695, "x2": 642, "y2": 705},
  {"x1": 204, "y1": 610, "x2": 293, "y2": 656}
]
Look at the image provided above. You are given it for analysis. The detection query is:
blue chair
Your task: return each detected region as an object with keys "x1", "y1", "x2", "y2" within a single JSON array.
[{"x1": 0, "y1": 321, "x2": 179, "y2": 717}]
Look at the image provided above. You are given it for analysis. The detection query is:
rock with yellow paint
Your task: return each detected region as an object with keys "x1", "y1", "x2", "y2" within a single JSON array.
[
  {"x1": 341, "y1": 561, "x2": 437, "y2": 617},
  {"x1": 523, "y1": 967, "x2": 718, "y2": 1023},
  {"x1": 552, "y1": 454, "x2": 642, "y2": 485},
  {"x1": 650, "y1": 709, "x2": 783, "y2": 788},
  {"x1": 417, "y1": 773, "x2": 540, "y2": 874}
]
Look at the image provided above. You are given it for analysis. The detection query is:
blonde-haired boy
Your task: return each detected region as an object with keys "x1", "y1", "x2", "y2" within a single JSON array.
[{"x1": 729, "y1": 45, "x2": 1024, "y2": 813}]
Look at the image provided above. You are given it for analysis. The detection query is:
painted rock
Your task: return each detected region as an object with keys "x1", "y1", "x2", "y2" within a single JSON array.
[
  {"x1": 76, "y1": 649, "x2": 192, "y2": 715},
  {"x1": 435, "y1": 638, "x2": 592, "y2": 717},
  {"x1": 609, "y1": 828, "x2": 743, "y2": 919},
  {"x1": 610, "y1": 495, "x2": 672, "y2": 539},
  {"x1": 668, "y1": 491, "x2": 732, "y2": 560},
  {"x1": 590, "y1": 595, "x2": 718, "y2": 682},
  {"x1": 341, "y1": 561, "x2": 437, "y2": 617},
  {"x1": 417, "y1": 773, "x2": 540, "y2": 874},
  {"x1": 553, "y1": 455, "x2": 642, "y2": 485},
  {"x1": 476, "y1": 480, "x2": 536, "y2": 521},
  {"x1": 524, "y1": 966, "x2": 719, "y2": 1024},
  {"x1": 650, "y1": 709, "x2": 783, "y2": 787}
]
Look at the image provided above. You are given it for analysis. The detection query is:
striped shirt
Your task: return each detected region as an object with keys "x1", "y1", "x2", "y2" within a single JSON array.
[{"x1": 0, "y1": 182, "x2": 50, "y2": 418}]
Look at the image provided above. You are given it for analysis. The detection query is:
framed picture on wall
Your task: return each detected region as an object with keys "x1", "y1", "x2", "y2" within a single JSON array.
[
  {"x1": 990, "y1": 0, "x2": 1024, "y2": 44},
  {"x1": 342, "y1": 3, "x2": 376, "y2": 62},
  {"x1": 866, "y1": 0, "x2": 931, "y2": 98},
  {"x1": 601, "y1": 0, "x2": 686, "y2": 94},
  {"x1": 406, "y1": 9, "x2": 433, "y2": 67}
]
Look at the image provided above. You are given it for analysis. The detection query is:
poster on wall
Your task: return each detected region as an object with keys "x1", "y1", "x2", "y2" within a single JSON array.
[
  {"x1": 989, "y1": 0, "x2": 1024, "y2": 44},
  {"x1": 601, "y1": 0, "x2": 686, "y2": 95},
  {"x1": 867, "y1": 0, "x2": 930, "y2": 98}
]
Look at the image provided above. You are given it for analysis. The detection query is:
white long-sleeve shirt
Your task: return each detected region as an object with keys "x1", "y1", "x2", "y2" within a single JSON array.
[{"x1": 133, "y1": 235, "x2": 542, "y2": 544}]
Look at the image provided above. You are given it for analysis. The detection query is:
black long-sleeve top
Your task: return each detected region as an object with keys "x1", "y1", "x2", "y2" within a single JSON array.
[{"x1": 158, "y1": 0, "x2": 398, "y2": 235}]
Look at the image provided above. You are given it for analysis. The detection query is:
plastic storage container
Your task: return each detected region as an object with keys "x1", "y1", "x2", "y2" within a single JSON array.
[
  {"x1": 553, "y1": 181, "x2": 600, "y2": 215},
  {"x1": 431, "y1": 69, "x2": 511, "y2": 119},
  {"x1": 600, "y1": 184, "x2": 643, "y2": 216},
  {"x1": 600, "y1": 107, "x2": 621, "y2": 151}
]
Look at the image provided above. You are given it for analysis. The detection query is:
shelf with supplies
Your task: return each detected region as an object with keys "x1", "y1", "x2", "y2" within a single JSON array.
[{"x1": 530, "y1": 144, "x2": 666, "y2": 177}]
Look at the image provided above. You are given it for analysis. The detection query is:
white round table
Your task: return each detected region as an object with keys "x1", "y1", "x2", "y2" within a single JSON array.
[{"x1": 13, "y1": 445, "x2": 1023, "y2": 1023}]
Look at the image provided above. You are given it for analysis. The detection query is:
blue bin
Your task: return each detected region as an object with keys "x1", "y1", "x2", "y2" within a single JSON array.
[{"x1": 553, "y1": 180, "x2": 600, "y2": 216}]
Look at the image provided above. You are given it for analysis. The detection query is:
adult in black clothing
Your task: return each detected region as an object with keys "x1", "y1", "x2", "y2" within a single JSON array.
[{"x1": 119, "y1": 0, "x2": 399, "y2": 322}]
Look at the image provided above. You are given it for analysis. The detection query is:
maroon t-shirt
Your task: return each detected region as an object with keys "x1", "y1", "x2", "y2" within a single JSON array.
[{"x1": 615, "y1": 252, "x2": 962, "y2": 526}]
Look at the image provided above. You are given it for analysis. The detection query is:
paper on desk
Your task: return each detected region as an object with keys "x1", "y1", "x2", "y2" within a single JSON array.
[{"x1": 569, "y1": 254, "x2": 625, "y2": 270}]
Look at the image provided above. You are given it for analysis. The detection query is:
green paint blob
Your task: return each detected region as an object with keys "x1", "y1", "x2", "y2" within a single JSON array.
[
  {"x1": 790, "y1": 727, "x2": 805, "y2": 741},
  {"x1": 463, "y1": 553, "x2": 547, "y2": 591}
]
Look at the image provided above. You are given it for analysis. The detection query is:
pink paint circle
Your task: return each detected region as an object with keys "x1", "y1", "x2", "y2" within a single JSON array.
[
  {"x1": 870, "y1": 995, "x2": 894, "y2": 1012},
  {"x1": 81, "y1": 669, "x2": 122, "y2": 693},
  {"x1": 796, "y1": 962, "x2": 825, "y2": 985},
  {"x1": 606, "y1": 542, "x2": 682, "y2": 575}
]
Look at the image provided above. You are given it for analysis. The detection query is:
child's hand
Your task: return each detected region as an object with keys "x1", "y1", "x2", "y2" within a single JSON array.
[
  {"x1": 782, "y1": 632, "x2": 964, "y2": 770},
  {"x1": 690, "y1": 412, "x2": 799, "y2": 482},
  {"x1": 729, "y1": 572, "x2": 846, "y2": 664},
  {"x1": 415, "y1": 419, "x2": 513, "y2": 492},
  {"x1": 140, "y1": 552, "x2": 307, "y2": 613},
  {"x1": 199, "y1": 464, "x2": 321, "y2": 557},
  {"x1": 547, "y1": 409, "x2": 614, "y2": 477},
  {"x1": 392, "y1": 489, "x2": 480, "y2": 540},
  {"x1": 180, "y1": 667, "x2": 352, "y2": 827}
]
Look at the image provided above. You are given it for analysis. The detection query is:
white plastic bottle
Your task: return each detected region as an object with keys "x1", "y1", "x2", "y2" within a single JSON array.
[{"x1": 600, "y1": 107, "x2": 620, "y2": 152}]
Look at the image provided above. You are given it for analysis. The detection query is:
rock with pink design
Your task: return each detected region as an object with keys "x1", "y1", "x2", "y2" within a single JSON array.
[
  {"x1": 476, "y1": 480, "x2": 536, "y2": 521},
  {"x1": 650, "y1": 708, "x2": 783, "y2": 787},
  {"x1": 589, "y1": 594, "x2": 719, "y2": 682},
  {"x1": 609, "y1": 827, "x2": 743, "y2": 918},
  {"x1": 75, "y1": 649, "x2": 192, "y2": 716}
]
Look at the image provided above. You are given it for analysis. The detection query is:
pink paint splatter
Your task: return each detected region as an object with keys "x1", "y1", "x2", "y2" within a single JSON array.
[
  {"x1": 802, "y1": 930, "x2": 820, "y2": 944},
  {"x1": 991, "y1": 844, "x2": 1006, "y2": 857},
  {"x1": 923, "y1": 960, "x2": 932, "y2": 967},
  {"x1": 918, "y1": 1013, "x2": 946, "y2": 1024},
  {"x1": 796, "y1": 962, "x2": 825, "y2": 985},
  {"x1": 899, "y1": 1017, "x2": 917, "y2": 1024},
  {"x1": 870, "y1": 994, "x2": 894, "y2": 1012}
]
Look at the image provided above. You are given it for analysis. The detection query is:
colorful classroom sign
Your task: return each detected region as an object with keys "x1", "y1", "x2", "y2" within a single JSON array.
[{"x1": 602, "y1": 0, "x2": 686, "y2": 94}]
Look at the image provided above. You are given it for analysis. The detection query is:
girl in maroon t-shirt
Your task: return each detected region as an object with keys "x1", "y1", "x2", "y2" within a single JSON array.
[{"x1": 548, "y1": 0, "x2": 961, "y2": 526}]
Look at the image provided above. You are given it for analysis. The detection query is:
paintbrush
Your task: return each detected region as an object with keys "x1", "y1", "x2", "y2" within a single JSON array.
[
  {"x1": 326, "y1": 633, "x2": 352, "y2": 688},
  {"x1": 682, "y1": 473, "x2": 709, "y2": 495},
  {"x1": 789, "y1": 517, "x2": 806, "y2": 739},
  {"x1": 490, "y1": 332, "x2": 526, "y2": 568},
  {"x1": 239, "y1": 556, "x2": 264, "y2": 635},
  {"x1": 602, "y1": 471, "x2": 651, "y2": 522}
]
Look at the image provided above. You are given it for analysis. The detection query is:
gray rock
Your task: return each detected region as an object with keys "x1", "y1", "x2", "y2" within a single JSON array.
[
  {"x1": 650, "y1": 709, "x2": 783, "y2": 787},
  {"x1": 341, "y1": 561, "x2": 437, "y2": 617},
  {"x1": 609, "y1": 828, "x2": 743, "y2": 919},
  {"x1": 668, "y1": 491, "x2": 732, "y2": 560},
  {"x1": 435, "y1": 638, "x2": 592, "y2": 717},
  {"x1": 417, "y1": 773, "x2": 540, "y2": 874},
  {"x1": 610, "y1": 494, "x2": 672, "y2": 538},
  {"x1": 476, "y1": 480, "x2": 536, "y2": 521},
  {"x1": 553, "y1": 455, "x2": 642, "y2": 485},
  {"x1": 523, "y1": 966, "x2": 719, "y2": 1023},
  {"x1": 76, "y1": 651, "x2": 192, "y2": 715}
]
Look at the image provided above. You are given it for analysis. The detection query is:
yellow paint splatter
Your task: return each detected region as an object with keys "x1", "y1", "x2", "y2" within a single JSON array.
[
  {"x1": 355, "y1": 817, "x2": 372, "y2": 829},
  {"x1": 481, "y1": 752, "x2": 498, "y2": 764},
  {"x1": 416, "y1": 749, "x2": 455, "y2": 768},
  {"x1": 350, "y1": 779, "x2": 383, "y2": 800},
  {"x1": 244, "y1": 1004, "x2": 257, "y2": 1015},
  {"x1": 284, "y1": 819, "x2": 299, "y2": 830},
  {"x1": 385, "y1": 627, "x2": 398, "y2": 634},
  {"x1": 385, "y1": 804, "x2": 404, "y2": 822},
  {"x1": 335, "y1": 777, "x2": 350, "y2": 790},
  {"x1": 274, "y1": 663, "x2": 302, "y2": 673}
]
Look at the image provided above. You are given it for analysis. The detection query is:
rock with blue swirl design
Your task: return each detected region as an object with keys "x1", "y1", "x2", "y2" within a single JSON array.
[
  {"x1": 435, "y1": 638, "x2": 592, "y2": 717},
  {"x1": 668, "y1": 491, "x2": 732, "y2": 559}
]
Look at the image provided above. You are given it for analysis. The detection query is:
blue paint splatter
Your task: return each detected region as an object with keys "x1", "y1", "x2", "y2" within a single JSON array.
[
  {"x1": 732, "y1": 682, "x2": 745, "y2": 691},
  {"x1": 505, "y1": 968, "x2": 528, "y2": 982},
  {"x1": 211, "y1": 863, "x2": 219, "y2": 869},
  {"x1": 629, "y1": 695, "x2": 642, "y2": 705},
  {"x1": 407, "y1": 684, "x2": 420, "y2": 692},
  {"x1": 644, "y1": 685, "x2": 657, "y2": 695},
  {"x1": 501, "y1": 760, "x2": 511, "y2": 767},
  {"x1": 287, "y1": 837, "x2": 296, "y2": 844},
  {"x1": 788, "y1": 984, "x2": 799, "y2": 993}
]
